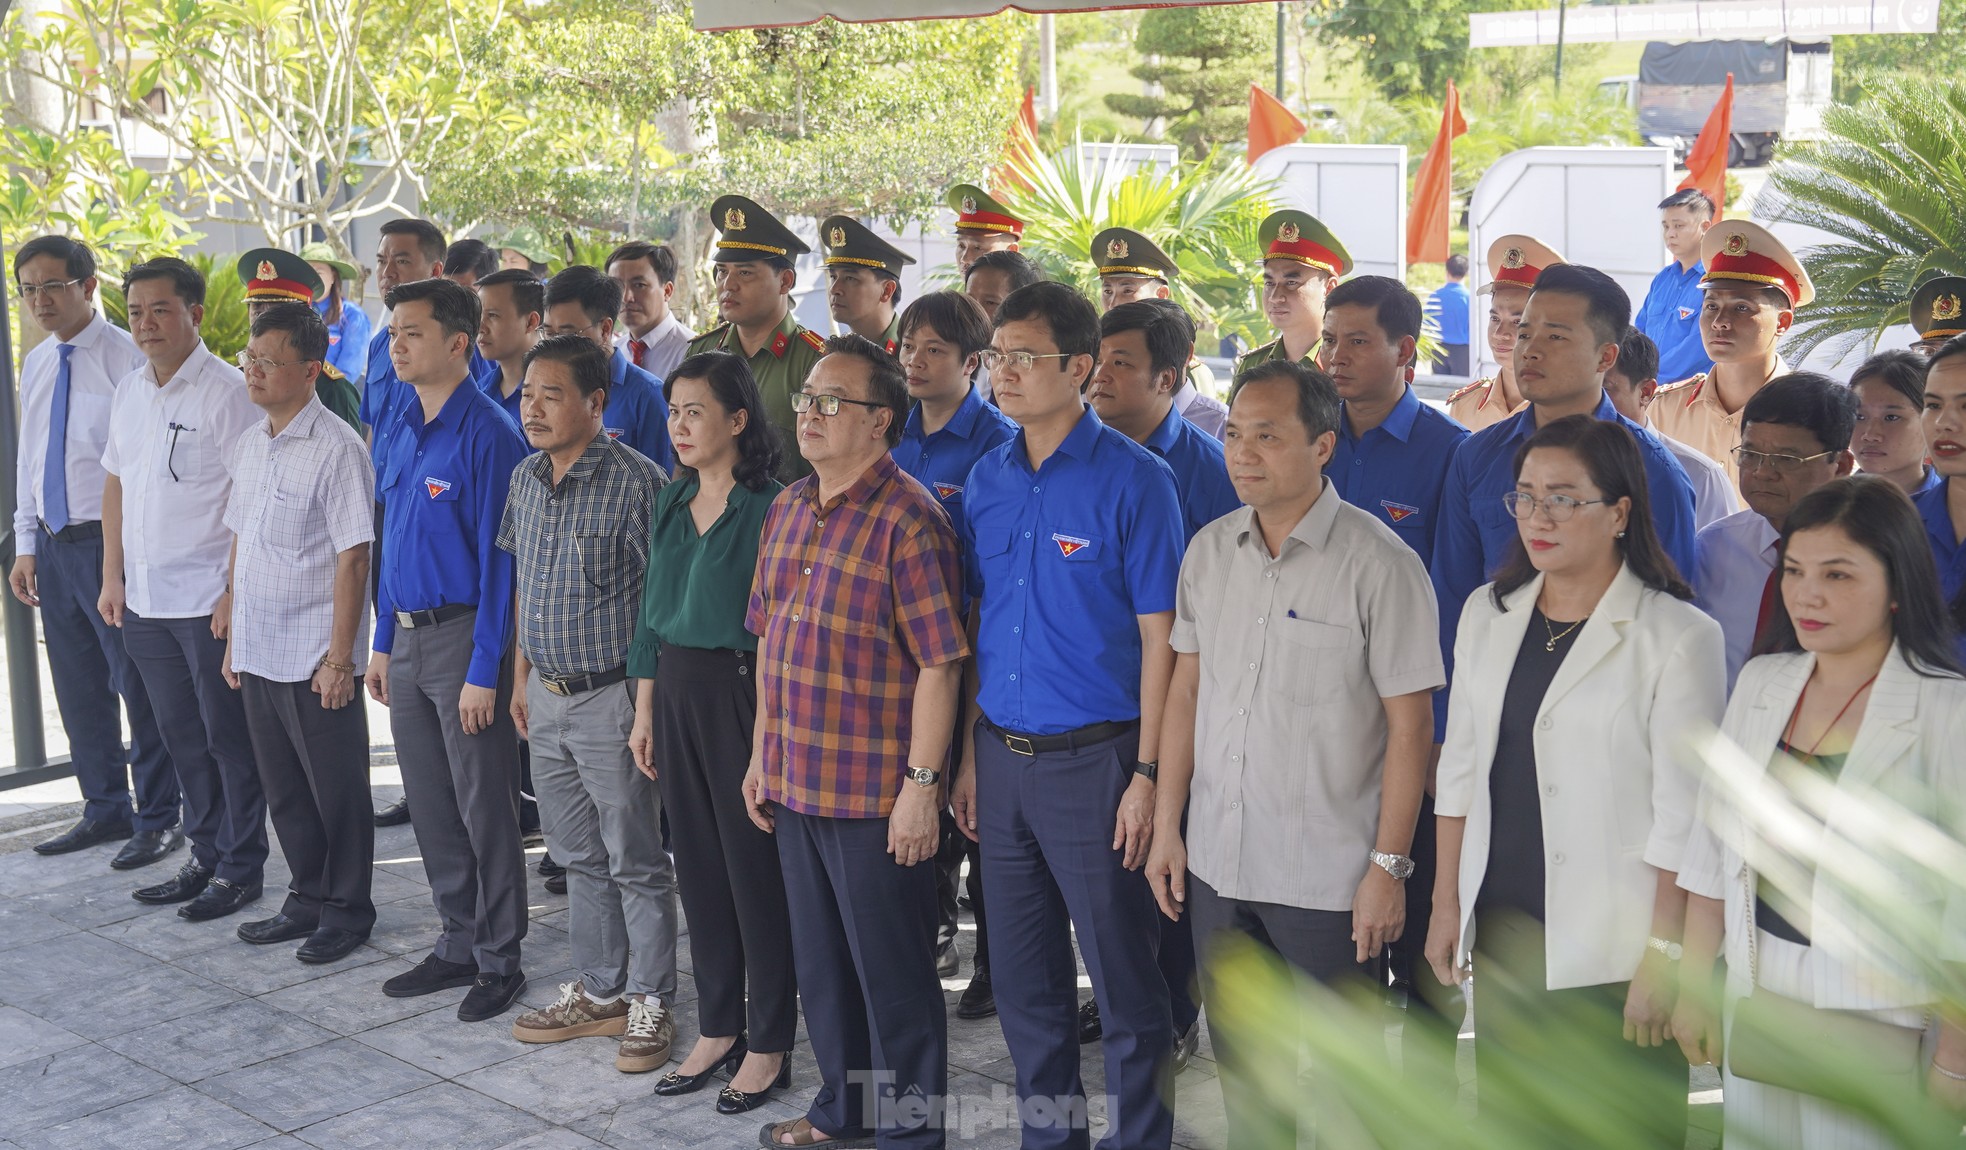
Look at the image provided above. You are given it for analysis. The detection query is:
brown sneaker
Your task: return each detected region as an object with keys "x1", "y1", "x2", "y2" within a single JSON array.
[
  {"x1": 615, "y1": 997, "x2": 675, "y2": 1072},
  {"x1": 511, "y1": 981, "x2": 630, "y2": 1044}
]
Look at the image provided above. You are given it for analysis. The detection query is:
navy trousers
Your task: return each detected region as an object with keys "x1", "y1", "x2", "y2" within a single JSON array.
[
  {"x1": 36, "y1": 525, "x2": 177, "y2": 829},
  {"x1": 776, "y1": 805, "x2": 946, "y2": 1149},
  {"x1": 122, "y1": 610, "x2": 267, "y2": 883},
  {"x1": 975, "y1": 721, "x2": 1173, "y2": 1150}
]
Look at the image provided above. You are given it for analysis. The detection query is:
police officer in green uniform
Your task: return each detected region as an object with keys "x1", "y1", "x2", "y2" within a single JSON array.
[
  {"x1": 237, "y1": 248, "x2": 363, "y2": 432},
  {"x1": 1092, "y1": 227, "x2": 1227, "y2": 431},
  {"x1": 947, "y1": 183, "x2": 1025, "y2": 277},
  {"x1": 1911, "y1": 275, "x2": 1966, "y2": 356},
  {"x1": 685, "y1": 195, "x2": 827, "y2": 481},
  {"x1": 821, "y1": 215, "x2": 914, "y2": 355},
  {"x1": 1231, "y1": 210, "x2": 1352, "y2": 399}
]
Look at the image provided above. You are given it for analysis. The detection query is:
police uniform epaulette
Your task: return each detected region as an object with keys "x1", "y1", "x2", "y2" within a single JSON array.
[
  {"x1": 1447, "y1": 377, "x2": 1490, "y2": 403},
  {"x1": 687, "y1": 323, "x2": 732, "y2": 350},
  {"x1": 798, "y1": 328, "x2": 826, "y2": 352},
  {"x1": 1656, "y1": 374, "x2": 1706, "y2": 405}
]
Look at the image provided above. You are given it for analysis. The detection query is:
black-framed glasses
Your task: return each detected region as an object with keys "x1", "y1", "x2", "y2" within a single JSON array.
[
  {"x1": 1503, "y1": 491, "x2": 1609, "y2": 522},
  {"x1": 979, "y1": 349, "x2": 1074, "y2": 372},
  {"x1": 166, "y1": 421, "x2": 197, "y2": 482},
  {"x1": 791, "y1": 392, "x2": 886, "y2": 417},
  {"x1": 15, "y1": 279, "x2": 83, "y2": 300},
  {"x1": 1732, "y1": 446, "x2": 1839, "y2": 475}
]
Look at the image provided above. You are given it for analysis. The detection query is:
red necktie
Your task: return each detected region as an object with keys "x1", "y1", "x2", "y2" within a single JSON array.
[
  {"x1": 629, "y1": 338, "x2": 648, "y2": 368},
  {"x1": 1751, "y1": 564, "x2": 1782, "y2": 651}
]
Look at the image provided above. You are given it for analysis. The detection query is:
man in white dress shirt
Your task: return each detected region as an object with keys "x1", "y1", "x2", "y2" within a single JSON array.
[
  {"x1": 1693, "y1": 372, "x2": 1855, "y2": 686},
  {"x1": 606, "y1": 242, "x2": 691, "y2": 384},
  {"x1": 223, "y1": 303, "x2": 377, "y2": 964},
  {"x1": 100, "y1": 257, "x2": 267, "y2": 920},
  {"x1": 9, "y1": 237, "x2": 181, "y2": 868},
  {"x1": 1606, "y1": 326, "x2": 1737, "y2": 531}
]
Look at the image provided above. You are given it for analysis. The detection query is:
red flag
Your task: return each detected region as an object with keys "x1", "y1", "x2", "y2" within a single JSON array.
[
  {"x1": 1245, "y1": 84, "x2": 1306, "y2": 166},
  {"x1": 995, "y1": 87, "x2": 1041, "y2": 195},
  {"x1": 1406, "y1": 80, "x2": 1468, "y2": 265},
  {"x1": 1678, "y1": 74, "x2": 1733, "y2": 217}
]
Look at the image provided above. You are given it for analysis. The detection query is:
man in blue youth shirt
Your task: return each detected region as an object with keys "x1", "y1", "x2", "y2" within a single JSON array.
[
  {"x1": 952, "y1": 281, "x2": 1186, "y2": 1150},
  {"x1": 1634, "y1": 189, "x2": 1717, "y2": 386},
  {"x1": 542, "y1": 265, "x2": 673, "y2": 473},
  {"x1": 891, "y1": 289, "x2": 1017, "y2": 1019},
  {"x1": 1433, "y1": 264, "x2": 1699, "y2": 680},
  {"x1": 474, "y1": 268, "x2": 542, "y2": 422},
  {"x1": 1093, "y1": 299, "x2": 1239, "y2": 542},
  {"x1": 364, "y1": 277, "x2": 532, "y2": 1025},
  {"x1": 1426, "y1": 253, "x2": 1471, "y2": 376}
]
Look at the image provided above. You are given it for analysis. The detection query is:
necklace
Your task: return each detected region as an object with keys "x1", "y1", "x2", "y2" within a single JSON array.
[
  {"x1": 1541, "y1": 612, "x2": 1588, "y2": 652},
  {"x1": 1782, "y1": 670, "x2": 1880, "y2": 758}
]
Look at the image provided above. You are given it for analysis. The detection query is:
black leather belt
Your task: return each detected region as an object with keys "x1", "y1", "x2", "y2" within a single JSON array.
[
  {"x1": 539, "y1": 666, "x2": 627, "y2": 697},
  {"x1": 982, "y1": 718, "x2": 1138, "y2": 756},
  {"x1": 393, "y1": 603, "x2": 475, "y2": 629},
  {"x1": 40, "y1": 520, "x2": 102, "y2": 543}
]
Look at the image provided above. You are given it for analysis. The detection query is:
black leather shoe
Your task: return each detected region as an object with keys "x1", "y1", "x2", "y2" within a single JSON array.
[
  {"x1": 1077, "y1": 998, "x2": 1103, "y2": 1044},
  {"x1": 935, "y1": 939, "x2": 960, "y2": 979},
  {"x1": 543, "y1": 872, "x2": 567, "y2": 895},
  {"x1": 297, "y1": 926, "x2": 369, "y2": 964},
  {"x1": 653, "y1": 1035, "x2": 747, "y2": 1096},
  {"x1": 536, "y1": 853, "x2": 564, "y2": 877},
  {"x1": 132, "y1": 860, "x2": 214, "y2": 904},
  {"x1": 1172, "y1": 1020, "x2": 1200, "y2": 1074},
  {"x1": 373, "y1": 797, "x2": 410, "y2": 827},
  {"x1": 383, "y1": 953, "x2": 479, "y2": 998},
  {"x1": 34, "y1": 817, "x2": 134, "y2": 856},
  {"x1": 110, "y1": 825, "x2": 184, "y2": 870},
  {"x1": 715, "y1": 1054, "x2": 791, "y2": 1114},
  {"x1": 237, "y1": 912, "x2": 317, "y2": 944},
  {"x1": 179, "y1": 877, "x2": 262, "y2": 921},
  {"x1": 955, "y1": 970, "x2": 996, "y2": 1020},
  {"x1": 457, "y1": 971, "x2": 527, "y2": 1022}
]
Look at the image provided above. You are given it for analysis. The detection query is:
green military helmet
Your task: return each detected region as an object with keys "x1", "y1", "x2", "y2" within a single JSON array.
[
  {"x1": 490, "y1": 225, "x2": 555, "y2": 267},
  {"x1": 820, "y1": 215, "x2": 916, "y2": 278},
  {"x1": 237, "y1": 247, "x2": 322, "y2": 304},
  {"x1": 711, "y1": 195, "x2": 810, "y2": 265},
  {"x1": 1091, "y1": 227, "x2": 1177, "y2": 282},
  {"x1": 295, "y1": 242, "x2": 358, "y2": 287},
  {"x1": 1256, "y1": 210, "x2": 1352, "y2": 278},
  {"x1": 947, "y1": 183, "x2": 1026, "y2": 238},
  {"x1": 1910, "y1": 275, "x2": 1966, "y2": 346}
]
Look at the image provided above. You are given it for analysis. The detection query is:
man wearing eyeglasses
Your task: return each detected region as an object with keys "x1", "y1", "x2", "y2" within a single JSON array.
[
  {"x1": 10, "y1": 236, "x2": 180, "y2": 869},
  {"x1": 542, "y1": 265, "x2": 673, "y2": 473},
  {"x1": 237, "y1": 247, "x2": 362, "y2": 433},
  {"x1": 99, "y1": 257, "x2": 267, "y2": 920},
  {"x1": 1692, "y1": 373, "x2": 1856, "y2": 687}
]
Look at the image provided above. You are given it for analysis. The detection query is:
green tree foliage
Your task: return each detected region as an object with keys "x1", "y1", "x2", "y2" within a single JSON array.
[
  {"x1": 1103, "y1": 6, "x2": 1273, "y2": 157},
  {"x1": 1763, "y1": 78, "x2": 1966, "y2": 362},
  {"x1": 1831, "y1": 0, "x2": 1966, "y2": 101},
  {"x1": 1309, "y1": 0, "x2": 1490, "y2": 101}
]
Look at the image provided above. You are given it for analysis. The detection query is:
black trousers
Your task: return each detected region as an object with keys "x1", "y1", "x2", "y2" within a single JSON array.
[
  {"x1": 934, "y1": 812, "x2": 989, "y2": 973},
  {"x1": 240, "y1": 673, "x2": 376, "y2": 932},
  {"x1": 652, "y1": 646, "x2": 796, "y2": 1051}
]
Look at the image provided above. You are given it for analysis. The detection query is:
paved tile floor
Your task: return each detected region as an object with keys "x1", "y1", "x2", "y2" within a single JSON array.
[{"x1": 0, "y1": 782, "x2": 1233, "y2": 1150}]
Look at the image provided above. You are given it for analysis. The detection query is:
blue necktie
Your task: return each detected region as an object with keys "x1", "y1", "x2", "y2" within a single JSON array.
[{"x1": 42, "y1": 343, "x2": 74, "y2": 534}]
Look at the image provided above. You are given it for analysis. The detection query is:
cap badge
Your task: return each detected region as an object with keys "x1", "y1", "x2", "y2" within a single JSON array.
[
  {"x1": 1503, "y1": 247, "x2": 1525, "y2": 269},
  {"x1": 1278, "y1": 222, "x2": 1300, "y2": 243},
  {"x1": 256, "y1": 259, "x2": 277, "y2": 282},
  {"x1": 724, "y1": 207, "x2": 746, "y2": 232},
  {"x1": 1107, "y1": 238, "x2": 1129, "y2": 260},
  {"x1": 961, "y1": 196, "x2": 978, "y2": 215},
  {"x1": 1723, "y1": 232, "x2": 1749, "y2": 257},
  {"x1": 1934, "y1": 293, "x2": 1962, "y2": 322},
  {"x1": 828, "y1": 226, "x2": 845, "y2": 248}
]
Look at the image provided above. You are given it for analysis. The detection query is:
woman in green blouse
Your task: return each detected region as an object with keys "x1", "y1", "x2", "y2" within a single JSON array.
[{"x1": 627, "y1": 351, "x2": 795, "y2": 1111}]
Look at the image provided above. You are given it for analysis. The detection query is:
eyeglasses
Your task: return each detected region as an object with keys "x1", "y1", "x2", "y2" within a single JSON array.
[
  {"x1": 1502, "y1": 491, "x2": 1610, "y2": 522},
  {"x1": 15, "y1": 279, "x2": 83, "y2": 300},
  {"x1": 791, "y1": 392, "x2": 887, "y2": 417},
  {"x1": 166, "y1": 421, "x2": 197, "y2": 482},
  {"x1": 235, "y1": 350, "x2": 311, "y2": 373},
  {"x1": 979, "y1": 349, "x2": 1074, "y2": 372},
  {"x1": 1732, "y1": 446, "x2": 1839, "y2": 474}
]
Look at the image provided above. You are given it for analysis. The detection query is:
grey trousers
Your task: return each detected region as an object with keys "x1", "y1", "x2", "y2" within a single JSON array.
[
  {"x1": 387, "y1": 610, "x2": 527, "y2": 975},
  {"x1": 526, "y1": 670, "x2": 677, "y2": 1002}
]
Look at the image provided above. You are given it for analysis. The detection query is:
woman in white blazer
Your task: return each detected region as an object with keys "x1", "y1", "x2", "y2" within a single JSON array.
[
  {"x1": 1423, "y1": 416, "x2": 1726, "y2": 1147},
  {"x1": 1673, "y1": 476, "x2": 1966, "y2": 1147}
]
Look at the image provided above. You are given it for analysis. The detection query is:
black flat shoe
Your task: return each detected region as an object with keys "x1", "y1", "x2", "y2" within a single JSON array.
[
  {"x1": 1172, "y1": 1019, "x2": 1200, "y2": 1074},
  {"x1": 1077, "y1": 998, "x2": 1102, "y2": 1044},
  {"x1": 238, "y1": 912, "x2": 317, "y2": 944},
  {"x1": 132, "y1": 860, "x2": 214, "y2": 904},
  {"x1": 297, "y1": 926, "x2": 370, "y2": 964},
  {"x1": 383, "y1": 953, "x2": 479, "y2": 998},
  {"x1": 653, "y1": 1035, "x2": 748, "y2": 1096},
  {"x1": 458, "y1": 971, "x2": 527, "y2": 1022},
  {"x1": 373, "y1": 797, "x2": 410, "y2": 827},
  {"x1": 543, "y1": 871, "x2": 567, "y2": 895},
  {"x1": 716, "y1": 1055, "x2": 791, "y2": 1114},
  {"x1": 536, "y1": 853, "x2": 564, "y2": 877},
  {"x1": 935, "y1": 939, "x2": 960, "y2": 979},
  {"x1": 179, "y1": 877, "x2": 262, "y2": 921},
  {"x1": 34, "y1": 817, "x2": 133, "y2": 856},
  {"x1": 955, "y1": 970, "x2": 996, "y2": 1020},
  {"x1": 110, "y1": 826, "x2": 184, "y2": 870}
]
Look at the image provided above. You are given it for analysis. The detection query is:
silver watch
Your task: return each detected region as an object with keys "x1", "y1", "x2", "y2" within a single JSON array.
[
  {"x1": 1368, "y1": 850, "x2": 1416, "y2": 880},
  {"x1": 905, "y1": 766, "x2": 942, "y2": 788}
]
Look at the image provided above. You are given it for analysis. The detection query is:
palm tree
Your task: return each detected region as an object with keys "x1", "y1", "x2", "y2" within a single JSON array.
[{"x1": 1762, "y1": 77, "x2": 1966, "y2": 362}]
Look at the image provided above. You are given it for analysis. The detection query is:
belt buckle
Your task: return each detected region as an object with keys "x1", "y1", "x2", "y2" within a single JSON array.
[
  {"x1": 1004, "y1": 733, "x2": 1035, "y2": 756},
  {"x1": 543, "y1": 676, "x2": 571, "y2": 697},
  {"x1": 393, "y1": 611, "x2": 415, "y2": 629}
]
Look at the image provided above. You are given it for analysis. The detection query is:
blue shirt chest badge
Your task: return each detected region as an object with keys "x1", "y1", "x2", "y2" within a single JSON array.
[
  {"x1": 424, "y1": 477, "x2": 453, "y2": 499},
  {"x1": 933, "y1": 481, "x2": 963, "y2": 501},
  {"x1": 1051, "y1": 532, "x2": 1091, "y2": 558},
  {"x1": 1381, "y1": 499, "x2": 1420, "y2": 523}
]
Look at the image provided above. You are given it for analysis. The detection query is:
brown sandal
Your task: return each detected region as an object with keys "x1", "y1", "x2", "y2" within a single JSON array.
[{"x1": 756, "y1": 1117, "x2": 872, "y2": 1149}]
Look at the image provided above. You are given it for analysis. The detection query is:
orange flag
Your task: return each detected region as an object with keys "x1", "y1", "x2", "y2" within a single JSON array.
[
  {"x1": 1406, "y1": 80, "x2": 1468, "y2": 265},
  {"x1": 1678, "y1": 74, "x2": 1733, "y2": 217},
  {"x1": 1245, "y1": 84, "x2": 1306, "y2": 166},
  {"x1": 995, "y1": 87, "x2": 1041, "y2": 195}
]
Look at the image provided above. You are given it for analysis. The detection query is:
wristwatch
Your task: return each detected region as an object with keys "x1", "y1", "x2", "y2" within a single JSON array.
[
  {"x1": 1368, "y1": 849, "x2": 1416, "y2": 880},
  {"x1": 1647, "y1": 936, "x2": 1684, "y2": 961},
  {"x1": 1133, "y1": 760, "x2": 1159, "y2": 782},
  {"x1": 904, "y1": 766, "x2": 942, "y2": 789}
]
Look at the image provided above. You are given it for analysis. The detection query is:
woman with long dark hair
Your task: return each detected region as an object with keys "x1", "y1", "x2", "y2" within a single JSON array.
[
  {"x1": 1674, "y1": 476, "x2": 1966, "y2": 1145},
  {"x1": 625, "y1": 351, "x2": 797, "y2": 1113},
  {"x1": 1424, "y1": 415, "x2": 1726, "y2": 1147}
]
